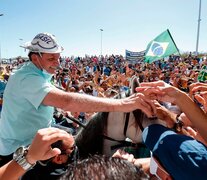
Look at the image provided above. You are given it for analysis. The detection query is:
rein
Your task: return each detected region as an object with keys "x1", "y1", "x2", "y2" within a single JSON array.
[{"x1": 66, "y1": 112, "x2": 142, "y2": 151}]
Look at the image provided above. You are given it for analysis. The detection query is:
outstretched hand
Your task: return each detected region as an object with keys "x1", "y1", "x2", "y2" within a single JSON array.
[
  {"x1": 122, "y1": 93, "x2": 156, "y2": 118},
  {"x1": 136, "y1": 81, "x2": 182, "y2": 104},
  {"x1": 193, "y1": 91, "x2": 207, "y2": 112},
  {"x1": 189, "y1": 82, "x2": 207, "y2": 112},
  {"x1": 189, "y1": 82, "x2": 207, "y2": 97}
]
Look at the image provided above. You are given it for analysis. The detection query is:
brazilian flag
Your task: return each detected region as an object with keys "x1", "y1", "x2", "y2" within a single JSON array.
[{"x1": 144, "y1": 29, "x2": 179, "y2": 64}]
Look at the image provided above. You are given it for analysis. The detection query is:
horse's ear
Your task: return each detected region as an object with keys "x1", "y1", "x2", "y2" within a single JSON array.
[{"x1": 130, "y1": 76, "x2": 140, "y2": 94}]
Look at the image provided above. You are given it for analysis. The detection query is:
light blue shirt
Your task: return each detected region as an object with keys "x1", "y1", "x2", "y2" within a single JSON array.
[{"x1": 0, "y1": 62, "x2": 54, "y2": 155}]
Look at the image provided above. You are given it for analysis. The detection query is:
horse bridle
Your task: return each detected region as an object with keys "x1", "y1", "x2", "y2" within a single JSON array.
[
  {"x1": 58, "y1": 111, "x2": 146, "y2": 151},
  {"x1": 124, "y1": 110, "x2": 145, "y2": 136},
  {"x1": 102, "y1": 110, "x2": 145, "y2": 151}
]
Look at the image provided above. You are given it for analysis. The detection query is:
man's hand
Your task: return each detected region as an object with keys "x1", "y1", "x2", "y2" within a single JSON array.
[
  {"x1": 121, "y1": 93, "x2": 156, "y2": 118},
  {"x1": 189, "y1": 82, "x2": 207, "y2": 97},
  {"x1": 112, "y1": 149, "x2": 150, "y2": 171},
  {"x1": 136, "y1": 81, "x2": 182, "y2": 104},
  {"x1": 193, "y1": 91, "x2": 207, "y2": 112},
  {"x1": 26, "y1": 128, "x2": 74, "y2": 165},
  {"x1": 112, "y1": 149, "x2": 135, "y2": 164}
]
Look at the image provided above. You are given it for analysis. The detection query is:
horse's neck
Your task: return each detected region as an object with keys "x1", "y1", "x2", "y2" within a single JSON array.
[
  {"x1": 105, "y1": 111, "x2": 143, "y2": 146},
  {"x1": 103, "y1": 111, "x2": 126, "y2": 156},
  {"x1": 106, "y1": 112, "x2": 126, "y2": 140},
  {"x1": 103, "y1": 110, "x2": 166, "y2": 156}
]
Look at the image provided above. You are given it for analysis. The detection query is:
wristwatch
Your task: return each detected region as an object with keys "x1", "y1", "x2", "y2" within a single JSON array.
[{"x1": 13, "y1": 146, "x2": 36, "y2": 171}]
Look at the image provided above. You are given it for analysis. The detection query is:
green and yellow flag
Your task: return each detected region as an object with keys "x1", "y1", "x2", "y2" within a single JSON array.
[{"x1": 144, "y1": 29, "x2": 179, "y2": 63}]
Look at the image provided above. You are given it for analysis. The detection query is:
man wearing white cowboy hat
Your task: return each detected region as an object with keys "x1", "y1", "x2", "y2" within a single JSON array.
[{"x1": 0, "y1": 32, "x2": 156, "y2": 167}]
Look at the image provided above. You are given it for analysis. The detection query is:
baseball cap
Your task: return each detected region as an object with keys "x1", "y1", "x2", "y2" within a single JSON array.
[
  {"x1": 21, "y1": 32, "x2": 63, "y2": 53},
  {"x1": 142, "y1": 124, "x2": 207, "y2": 180}
]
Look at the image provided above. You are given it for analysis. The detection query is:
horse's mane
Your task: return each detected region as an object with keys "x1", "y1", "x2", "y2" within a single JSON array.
[
  {"x1": 75, "y1": 112, "x2": 109, "y2": 159},
  {"x1": 130, "y1": 76, "x2": 145, "y2": 130}
]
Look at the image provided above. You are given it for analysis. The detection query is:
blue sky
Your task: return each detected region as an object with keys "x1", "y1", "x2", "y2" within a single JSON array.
[{"x1": 0, "y1": 0, "x2": 206, "y2": 58}]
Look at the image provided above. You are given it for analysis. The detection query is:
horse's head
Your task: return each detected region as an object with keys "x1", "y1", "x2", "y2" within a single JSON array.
[
  {"x1": 76, "y1": 77, "x2": 164, "y2": 158},
  {"x1": 105, "y1": 77, "x2": 165, "y2": 156}
]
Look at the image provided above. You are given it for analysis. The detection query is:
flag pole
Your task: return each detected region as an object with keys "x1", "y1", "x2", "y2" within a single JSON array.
[{"x1": 195, "y1": 0, "x2": 202, "y2": 56}]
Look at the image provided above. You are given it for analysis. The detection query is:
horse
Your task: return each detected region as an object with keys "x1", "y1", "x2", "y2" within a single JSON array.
[{"x1": 75, "y1": 77, "x2": 166, "y2": 159}]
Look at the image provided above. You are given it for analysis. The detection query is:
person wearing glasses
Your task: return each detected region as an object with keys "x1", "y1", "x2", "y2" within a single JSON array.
[
  {"x1": 21, "y1": 138, "x2": 77, "y2": 180},
  {"x1": 0, "y1": 32, "x2": 156, "y2": 166},
  {"x1": 0, "y1": 127, "x2": 74, "y2": 180}
]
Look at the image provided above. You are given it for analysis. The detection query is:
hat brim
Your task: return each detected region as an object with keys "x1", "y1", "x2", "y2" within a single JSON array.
[{"x1": 20, "y1": 41, "x2": 63, "y2": 53}]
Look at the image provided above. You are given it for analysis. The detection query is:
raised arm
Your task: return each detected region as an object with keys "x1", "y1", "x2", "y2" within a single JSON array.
[{"x1": 42, "y1": 87, "x2": 156, "y2": 117}]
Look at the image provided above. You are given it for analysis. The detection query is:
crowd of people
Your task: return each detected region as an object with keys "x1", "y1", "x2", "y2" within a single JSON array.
[{"x1": 0, "y1": 32, "x2": 206, "y2": 179}]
